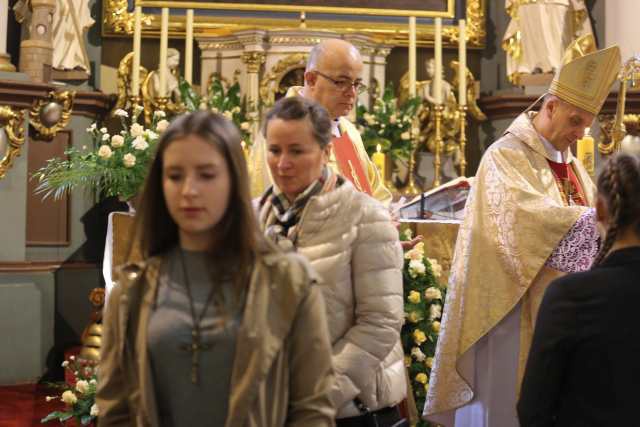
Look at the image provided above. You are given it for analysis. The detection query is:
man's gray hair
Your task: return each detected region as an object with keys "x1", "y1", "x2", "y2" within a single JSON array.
[{"x1": 306, "y1": 44, "x2": 325, "y2": 72}]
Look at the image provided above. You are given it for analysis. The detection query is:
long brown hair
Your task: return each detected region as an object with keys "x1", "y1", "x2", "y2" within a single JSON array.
[
  {"x1": 133, "y1": 110, "x2": 258, "y2": 291},
  {"x1": 593, "y1": 152, "x2": 640, "y2": 265}
]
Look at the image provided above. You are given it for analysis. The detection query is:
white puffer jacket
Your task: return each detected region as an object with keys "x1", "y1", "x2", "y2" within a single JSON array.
[{"x1": 293, "y1": 181, "x2": 406, "y2": 418}]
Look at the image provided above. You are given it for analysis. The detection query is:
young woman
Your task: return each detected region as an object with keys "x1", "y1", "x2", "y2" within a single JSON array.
[
  {"x1": 258, "y1": 96, "x2": 406, "y2": 426},
  {"x1": 518, "y1": 153, "x2": 640, "y2": 426},
  {"x1": 96, "y1": 111, "x2": 335, "y2": 427}
]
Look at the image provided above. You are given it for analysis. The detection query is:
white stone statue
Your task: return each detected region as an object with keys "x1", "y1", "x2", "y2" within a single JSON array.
[
  {"x1": 503, "y1": 0, "x2": 594, "y2": 83},
  {"x1": 148, "y1": 48, "x2": 182, "y2": 101}
]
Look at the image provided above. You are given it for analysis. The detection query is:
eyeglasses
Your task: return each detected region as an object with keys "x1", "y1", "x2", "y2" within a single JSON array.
[{"x1": 314, "y1": 71, "x2": 368, "y2": 95}]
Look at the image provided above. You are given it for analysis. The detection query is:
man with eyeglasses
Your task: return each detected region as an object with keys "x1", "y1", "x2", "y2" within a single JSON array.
[{"x1": 250, "y1": 38, "x2": 392, "y2": 205}]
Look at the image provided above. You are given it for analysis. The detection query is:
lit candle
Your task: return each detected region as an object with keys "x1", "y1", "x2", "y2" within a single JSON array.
[
  {"x1": 131, "y1": 6, "x2": 142, "y2": 96},
  {"x1": 159, "y1": 7, "x2": 169, "y2": 98},
  {"x1": 434, "y1": 17, "x2": 442, "y2": 105},
  {"x1": 185, "y1": 9, "x2": 194, "y2": 85},
  {"x1": 577, "y1": 127, "x2": 595, "y2": 177},
  {"x1": 409, "y1": 16, "x2": 417, "y2": 98},
  {"x1": 372, "y1": 144, "x2": 386, "y2": 180},
  {"x1": 458, "y1": 19, "x2": 467, "y2": 106}
]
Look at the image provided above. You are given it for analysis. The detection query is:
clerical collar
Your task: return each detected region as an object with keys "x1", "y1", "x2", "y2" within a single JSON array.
[
  {"x1": 331, "y1": 119, "x2": 341, "y2": 138},
  {"x1": 538, "y1": 133, "x2": 569, "y2": 164}
]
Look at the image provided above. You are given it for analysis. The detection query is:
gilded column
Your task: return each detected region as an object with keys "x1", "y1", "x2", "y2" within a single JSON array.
[
  {"x1": 18, "y1": 0, "x2": 56, "y2": 81},
  {"x1": 241, "y1": 51, "x2": 266, "y2": 139}
]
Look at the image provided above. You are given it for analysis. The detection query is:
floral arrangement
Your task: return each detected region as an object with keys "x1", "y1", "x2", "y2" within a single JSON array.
[
  {"x1": 356, "y1": 83, "x2": 422, "y2": 160},
  {"x1": 400, "y1": 228, "x2": 446, "y2": 427},
  {"x1": 32, "y1": 107, "x2": 168, "y2": 201},
  {"x1": 178, "y1": 76, "x2": 253, "y2": 146},
  {"x1": 41, "y1": 355, "x2": 99, "y2": 425}
]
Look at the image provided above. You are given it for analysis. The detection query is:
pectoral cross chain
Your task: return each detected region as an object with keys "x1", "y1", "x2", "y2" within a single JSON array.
[{"x1": 180, "y1": 328, "x2": 212, "y2": 384}]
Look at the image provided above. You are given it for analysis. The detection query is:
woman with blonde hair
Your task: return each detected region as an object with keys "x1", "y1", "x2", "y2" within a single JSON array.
[
  {"x1": 259, "y1": 96, "x2": 406, "y2": 426},
  {"x1": 97, "y1": 111, "x2": 335, "y2": 427}
]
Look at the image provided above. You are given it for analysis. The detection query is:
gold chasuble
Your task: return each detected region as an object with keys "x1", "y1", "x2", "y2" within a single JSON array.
[
  {"x1": 248, "y1": 87, "x2": 391, "y2": 205},
  {"x1": 424, "y1": 112, "x2": 596, "y2": 419}
]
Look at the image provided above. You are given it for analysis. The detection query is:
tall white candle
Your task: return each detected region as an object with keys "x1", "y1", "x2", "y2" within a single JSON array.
[
  {"x1": 409, "y1": 16, "x2": 417, "y2": 98},
  {"x1": 185, "y1": 9, "x2": 194, "y2": 85},
  {"x1": 434, "y1": 17, "x2": 442, "y2": 105},
  {"x1": 159, "y1": 7, "x2": 169, "y2": 98},
  {"x1": 458, "y1": 20, "x2": 467, "y2": 106},
  {"x1": 0, "y1": 0, "x2": 8, "y2": 57},
  {"x1": 131, "y1": 6, "x2": 142, "y2": 96}
]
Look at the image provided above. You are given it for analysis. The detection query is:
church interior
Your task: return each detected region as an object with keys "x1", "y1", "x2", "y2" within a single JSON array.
[{"x1": 1, "y1": 0, "x2": 639, "y2": 425}]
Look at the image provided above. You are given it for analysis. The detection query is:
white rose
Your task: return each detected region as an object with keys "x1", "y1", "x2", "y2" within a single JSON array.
[
  {"x1": 424, "y1": 287, "x2": 442, "y2": 301},
  {"x1": 223, "y1": 110, "x2": 233, "y2": 120},
  {"x1": 155, "y1": 119, "x2": 170, "y2": 133},
  {"x1": 130, "y1": 122, "x2": 144, "y2": 137},
  {"x1": 75, "y1": 380, "x2": 89, "y2": 394},
  {"x1": 98, "y1": 145, "x2": 113, "y2": 159},
  {"x1": 411, "y1": 346, "x2": 426, "y2": 362},
  {"x1": 240, "y1": 121, "x2": 250, "y2": 131},
  {"x1": 154, "y1": 110, "x2": 166, "y2": 119},
  {"x1": 86, "y1": 123, "x2": 96, "y2": 132},
  {"x1": 101, "y1": 133, "x2": 110, "y2": 141},
  {"x1": 429, "y1": 304, "x2": 442, "y2": 321},
  {"x1": 110, "y1": 134, "x2": 125, "y2": 148},
  {"x1": 132, "y1": 136, "x2": 149, "y2": 151},
  {"x1": 427, "y1": 258, "x2": 443, "y2": 278},
  {"x1": 114, "y1": 109, "x2": 128, "y2": 118},
  {"x1": 61, "y1": 360, "x2": 69, "y2": 368},
  {"x1": 100, "y1": 127, "x2": 108, "y2": 133},
  {"x1": 401, "y1": 131, "x2": 411, "y2": 140},
  {"x1": 123, "y1": 153, "x2": 136, "y2": 168},
  {"x1": 408, "y1": 259, "x2": 426, "y2": 278},
  {"x1": 61, "y1": 390, "x2": 77, "y2": 405},
  {"x1": 145, "y1": 129, "x2": 159, "y2": 140},
  {"x1": 90, "y1": 403, "x2": 99, "y2": 416}
]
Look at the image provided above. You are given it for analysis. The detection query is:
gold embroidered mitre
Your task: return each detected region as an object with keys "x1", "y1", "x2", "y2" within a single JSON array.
[{"x1": 549, "y1": 34, "x2": 621, "y2": 115}]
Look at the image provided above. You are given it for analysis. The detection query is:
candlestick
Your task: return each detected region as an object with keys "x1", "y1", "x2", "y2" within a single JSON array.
[
  {"x1": 159, "y1": 8, "x2": 169, "y2": 98},
  {"x1": 577, "y1": 127, "x2": 595, "y2": 178},
  {"x1": 434, "y1": 17, "x2": 443, "y2": 105},
  {"x1": 372, "y1": 144, "x2": 386, "y2": 180},
  {"x1": 458, "y1": 20, "x2": 467, "y2": 106},
  {"x1": 131, "y1": 6, "x2": 142, "y2": 96},
  {"x1": 409, "y1": 16, "x2": 417, "y2": 98},
  {"x1": 405, "y1": 123, "x2": 421, "y2": 196},
  {"x1": 432, "y1": 104, "x2": 444, "y2": 188},
  {"x1": 458, "y1": 105, "x2": 468, "y2": 177},
  {"x1": 185, "y1": 9, "x2": 194, "y2": 85}
]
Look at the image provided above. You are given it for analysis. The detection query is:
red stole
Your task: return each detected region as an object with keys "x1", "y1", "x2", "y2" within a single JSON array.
[
  {"x1": 547, "y1": 159, "x2": 587, "y2": 206},
  {"x1": 332, "y1": 132, "x2": 373, "y2": 196}
]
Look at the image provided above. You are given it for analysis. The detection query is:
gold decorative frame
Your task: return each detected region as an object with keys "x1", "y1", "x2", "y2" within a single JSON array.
[
  {"x1": 259, "y1": 53, "x2": 308, "y2": 108},
  {"x1": 0, "y1": 106, "x2": 25, "y2": 180},
  {"x1": 29, "y1": 91, "x2": 75, "y2": 141},
  {"x1": 102, "y1": 0, "x2": 486, "y2": 47}
]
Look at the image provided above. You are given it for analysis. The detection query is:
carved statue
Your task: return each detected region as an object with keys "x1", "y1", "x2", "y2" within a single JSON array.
[
  {"x1": 114, "y1": 52, "x2": 149, "y2": 112},
  {"x1": 503, "y1": 0, "x2": 594, "y2": 84}
]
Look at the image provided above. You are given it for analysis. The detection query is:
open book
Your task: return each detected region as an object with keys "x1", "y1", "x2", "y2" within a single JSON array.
[{"x1": 398, "y1": 176, "x2": 473, "y2": 222}]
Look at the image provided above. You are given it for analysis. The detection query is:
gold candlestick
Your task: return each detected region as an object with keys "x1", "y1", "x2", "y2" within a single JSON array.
[
  {"x1": 458, "y1": 105, "x2": 468, "y2": 177},
  {"x1": 432, "y1": 104, "x2": 444, "y2": 188},
  {"x1": 404, "y1": 124, "x2": 421, "y2": 196},
  {"x1": 155, "y1": 96, "x2": 170, "y2": 115},
  {"x1": 128, "y1": 95, "x2": 142, "y2": 111}
]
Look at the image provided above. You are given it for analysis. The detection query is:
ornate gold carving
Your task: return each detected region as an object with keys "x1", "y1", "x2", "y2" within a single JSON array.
[
  {"x1": 115, "y1": 52, "x2": 150, "y2": 112},
  {"x1": 103, "y1": 0, "x2": 153, "y2": 34},
  {"x1": 198, "y1": 41, "x2": 244, "y2": 51},
  {"x1": 0, "y1": 106, "x2": 25, "y2": 180},
  {"x1": 242, "y1": 52, "x2": 267, "y2": 73},
  {"x1": 598, "y1": 114, "x2": 640, "y2": 155},
  {"x1": 269, "y1": 36, "x2": 323, "y2": 46},
  {"x1": 29, "y1": 91, "x2": 75, "y2": 141},
  {"x1": 259, "y1": 53, "x2": 308, "y2": 107},
  {"x1": 443, "y1": 0, "x2": 485, "y2": 46}
]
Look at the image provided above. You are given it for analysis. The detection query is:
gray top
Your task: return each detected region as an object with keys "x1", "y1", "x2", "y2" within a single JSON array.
[{"x1": 148, "y1": 248, "x2": 240, "y2": 427}]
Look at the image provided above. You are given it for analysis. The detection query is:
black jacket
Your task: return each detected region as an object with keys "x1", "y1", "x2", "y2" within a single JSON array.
[{"x1": 518, "y1": 246, "x2": 640, "y2": 427}]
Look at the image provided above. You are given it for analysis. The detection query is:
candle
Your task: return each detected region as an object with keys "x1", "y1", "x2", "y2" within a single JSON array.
[
  {"x1": 159, "y1": 7, "x2": 169, "y2": 98},
  {"x1": 372, "y1": 144, "x2": 386, "y2": 180},
  {"x1": 458, "y1": 20, "x2": 467, "y2": 106},
  {"x1": 577, "y1": 127, "x2": 595, "y2": 177},
  {"x1": 434, "y1": 17, "x2": 442, "y2": 105},
  {"x1": 409, "y1": 16, "x2": 417, "y2": 98},
  {"x1": 131, "y1": 6, "x2": 142, "y2": 96},
  {"x1": 185, "y1": 9, "x2": 194, "y2": 85}
]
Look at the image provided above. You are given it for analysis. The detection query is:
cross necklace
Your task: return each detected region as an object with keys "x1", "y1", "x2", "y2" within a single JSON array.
[{"x1": 177, "y1": 249, "x2": 223, "y2": 385}]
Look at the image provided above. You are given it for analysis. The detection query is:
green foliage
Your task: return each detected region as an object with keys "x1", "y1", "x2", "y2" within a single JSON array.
[
  {"x1": 356, "y1": 83, "x2": 422, "y2": 161},
  {"x1": 400, "y1": 229, "x2": 447, "y2": 427}
]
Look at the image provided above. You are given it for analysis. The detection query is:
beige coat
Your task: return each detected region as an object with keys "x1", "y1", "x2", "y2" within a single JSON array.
[
  {"x1": 96, "y1": 243, "x2": 336, "y2": 427},
  {"x1": 260, "y1": 181, "x2": 406, "y2": 418}
]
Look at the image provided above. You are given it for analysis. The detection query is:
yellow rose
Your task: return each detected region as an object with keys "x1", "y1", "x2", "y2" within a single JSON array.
[
  {"x1": 415, "y1": 373, "x2": 428, "y2": 384},
  {"x1": 413, "y1": 329, "x2": 427, "y2": 345},
  {"x1": 407, "y1": 311, "x2": 422, "y2": 323},
  {"x1": 425, "y1": 357, "x2": 434, "y2": 369},
  {"x1": 408, "y1": 290, "x2": 421, "y2": 304},
  {"x1": 432, "y1": 321, "x2": 441, "y2": 333}
]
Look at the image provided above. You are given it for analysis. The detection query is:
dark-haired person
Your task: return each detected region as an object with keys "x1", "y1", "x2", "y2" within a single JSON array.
[
  {"x1": 258, "y1": 96, "x2": 406, "y2": 426},
  {"x1": 518, "y1": 153, "x2": 640, "y2": 427},
  {"x1": 96, "y1": 111, "x2": 336, "y2": 427}
]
